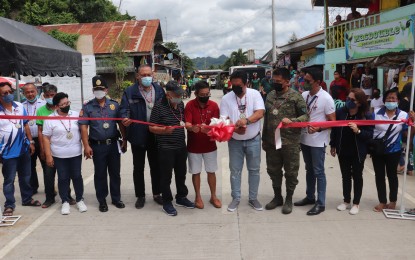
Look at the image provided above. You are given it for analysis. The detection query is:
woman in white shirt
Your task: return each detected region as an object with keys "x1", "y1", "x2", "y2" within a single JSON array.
[{"x1": 43, "y1": 92, "x2": 87, "y2": 215}]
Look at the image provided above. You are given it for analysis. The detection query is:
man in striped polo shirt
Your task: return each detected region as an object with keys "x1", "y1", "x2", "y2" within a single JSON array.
[{"x1": 149, "y1": 80, "x2": 195, "y2": 216}]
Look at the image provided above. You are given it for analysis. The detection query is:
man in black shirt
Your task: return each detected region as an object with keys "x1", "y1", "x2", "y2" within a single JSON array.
[{"x1": 149, "y1": 81, "x2": 195, "y2": 216}]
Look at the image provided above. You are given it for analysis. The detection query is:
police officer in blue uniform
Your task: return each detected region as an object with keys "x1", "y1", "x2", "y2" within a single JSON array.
[{"x1": 79, "y1": 76, "x2": 127, "y2": 212}]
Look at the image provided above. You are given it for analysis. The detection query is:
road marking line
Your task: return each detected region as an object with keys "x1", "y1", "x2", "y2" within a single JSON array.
[{"x1": 0, "y1": 173, "x2": 95, "y2": 259}]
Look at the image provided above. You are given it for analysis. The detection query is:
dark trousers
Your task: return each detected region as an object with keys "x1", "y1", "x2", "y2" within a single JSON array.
[
  {"x1": 131, "y1": 135, "x2": 161, "y2": 197},
  {"x1": 2, "y1": 151, "x2": 32, "y2": 208},
  {"x1": 39, "y1": 158, "x2": 57, "y2": 202},
  {"x1": 91, "y1": 142, "x2": 121, "y2": 203},
  {"x1": 30, "y1": 137, "x2": 40, "y2": 193},
  {"x1": 159, "y1": 147, "x2": 188, "y2": 203},
  {"x1": 372, "y1": 152, "x2": 401, "y2": 204},
  {"x1": 54, "y1": 155, "x2": 84, "y2": 203},
  {"x1": 338, "y1": 154, "x2": 364, "y2": 205}
]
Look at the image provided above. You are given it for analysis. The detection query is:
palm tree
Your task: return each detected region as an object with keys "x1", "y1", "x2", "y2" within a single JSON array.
[
  {"x1": 222, "y1": 48, "x2": 248, "y2": 71},
  {"x1": 230, "y1": 48, "x2": 248, "y2": 66}
]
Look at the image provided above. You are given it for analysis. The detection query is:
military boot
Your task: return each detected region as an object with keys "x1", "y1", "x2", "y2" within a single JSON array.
[
  {"x1": 282, "y1": 191, "x2": 293, "y2": 214},
  {"x1": 265, "y1": 187, "x2": 283, "y2": 210}
]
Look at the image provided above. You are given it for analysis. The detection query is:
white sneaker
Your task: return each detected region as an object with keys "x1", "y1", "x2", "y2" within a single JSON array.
[
  {"x1": 349, "y1": 205, "x2": 359, "y2": 215},
  {"x1": 61, "y1": 202, "x2": 70, "y2": 215},
  {"x1": 337, "y1": 202, "x2": 351, "y2": 211},
  {"x1": 76, "y1": 200, "x2": 88, "y2": 213}
]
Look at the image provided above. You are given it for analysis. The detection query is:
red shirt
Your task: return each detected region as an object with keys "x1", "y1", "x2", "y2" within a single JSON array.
[
  {"x1": 185, "y1": 99, "x2": 219, "y2": 153},
  {"x1": 330, "y1": 78, "x2": 350, "y2": 101}
]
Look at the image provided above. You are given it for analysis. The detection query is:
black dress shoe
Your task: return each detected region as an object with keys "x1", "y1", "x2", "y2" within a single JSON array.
[
  {"x1": 135, "y1": 197, "x2": 145, "y2": 209},
  {"x1": 99, "y1": 201, "x2": 108, "y2": 212},
  {"x1": 307, "y1": 204, "x2": 325, "y2": 215},
  {"x1": 112, "y1": 201, "x2": 125, "y2": 209},
  {"x1": 294, "y1": 197, "x2": 316, "y2": 206}
]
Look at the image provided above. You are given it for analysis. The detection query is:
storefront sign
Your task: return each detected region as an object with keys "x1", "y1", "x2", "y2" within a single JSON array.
[{"x1": 345, "y1": 15, "x2": 414, "y2": 60}]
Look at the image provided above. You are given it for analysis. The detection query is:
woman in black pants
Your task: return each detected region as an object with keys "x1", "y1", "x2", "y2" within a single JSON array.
[
  {"x1": 330, "y1": 88, "x2": 374, "y2": 215},
  {"x1": 371, "y1": 88, "x2": 409, "y2": 212}
]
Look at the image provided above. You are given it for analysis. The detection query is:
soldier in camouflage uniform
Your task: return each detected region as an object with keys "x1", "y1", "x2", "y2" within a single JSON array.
[{"x1": 262, "y1": 68, "x2": 309, "y2": 214}]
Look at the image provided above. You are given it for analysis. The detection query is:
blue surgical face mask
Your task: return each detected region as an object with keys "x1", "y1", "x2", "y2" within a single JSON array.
[
  {"x1": 45, "y1": 98, "x2": 54, "y2": 105},
  {"x1": 385, "y1": 102, "x2": 398, "y2": 111},
  {"x1": 170, "y1": 97, "x2": 182, "y2": 104},
  {"x1": 27, "y1": 97, "x2": 37, "y2": 103},
  {"x1": 141, "y1": 76, "x2": 153, "y2": 87},
  {"x1": 2, "y1": 93, "x2": 14, "y2": 103}
]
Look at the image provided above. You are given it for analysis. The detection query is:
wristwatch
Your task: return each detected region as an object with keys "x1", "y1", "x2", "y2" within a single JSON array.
[
  {"x1": 29, "y1": 140, "x2": 35, "y2": 144},
  {"x1": 357, "y1": 129, "x2": 361, "y2": 134},
  {"x1": 246, "y1": 118, "x2": 251, "y2": 125}
]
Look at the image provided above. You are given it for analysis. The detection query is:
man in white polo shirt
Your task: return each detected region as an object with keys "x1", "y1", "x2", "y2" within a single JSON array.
[
  {"x1": 220, "y1": 70, "x2": 265, "y2": 212},
  {"x1": 294, "y1": 68, "x2": 336, "y2": 215},
  {"x1": 22, "y1": 83, "x2": 46, "y2": 195}
]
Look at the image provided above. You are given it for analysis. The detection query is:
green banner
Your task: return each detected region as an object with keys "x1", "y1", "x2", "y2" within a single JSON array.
[{"x1": 345, "y1": 15, "x2": 414, "y2": 60}]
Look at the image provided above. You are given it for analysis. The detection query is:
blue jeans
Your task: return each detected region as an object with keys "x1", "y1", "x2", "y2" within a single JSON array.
[
  {"x1": 228, "y1": 134, "x2": 261, "y2": 201},
  {"x1": 2, "y1": 151, "x2": 33, "y2": 209},
  {"x1": 301, "y1": 144, "x2": 327, "y2": 206},
  {"x1": 54, "y1": 155, "x2": 84, "y2": 203}
]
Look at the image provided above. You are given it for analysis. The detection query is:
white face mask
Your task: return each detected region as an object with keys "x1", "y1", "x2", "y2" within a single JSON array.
[{"x1": 93, "y1": 90, "x2": 106, "y2": 99}]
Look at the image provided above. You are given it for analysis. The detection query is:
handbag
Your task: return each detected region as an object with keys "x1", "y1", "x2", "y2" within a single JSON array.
[{"x1": 367, "y1": 115, "x2": 398, "y2": 155}]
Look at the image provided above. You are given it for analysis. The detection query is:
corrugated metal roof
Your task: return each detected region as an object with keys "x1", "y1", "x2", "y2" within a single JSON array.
[{"x1": 38, "y1": 20, "x2": 162, "y2": 55}]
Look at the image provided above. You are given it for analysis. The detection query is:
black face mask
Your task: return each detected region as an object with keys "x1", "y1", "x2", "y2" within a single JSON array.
[
  {"x1": 273, "y1": 83, "x2": 283, "y2": 92},
  {"x1": 233, "y1": 85, "x2": 243, "y2": 96},
  {"x1": 198, "y1": 96, "x2": 209, "y2": 103},
  {"x1": 60, "y1": 105, "x2": 70, "y2": 114},
  {"x1": 373, "y1": 92, "x2": 380, "y2": 98}
]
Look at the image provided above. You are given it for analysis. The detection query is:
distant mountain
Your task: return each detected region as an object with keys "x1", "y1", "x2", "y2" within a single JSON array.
[{"x1": 192, "y1": 54, "x2": 228, "y2": 70}]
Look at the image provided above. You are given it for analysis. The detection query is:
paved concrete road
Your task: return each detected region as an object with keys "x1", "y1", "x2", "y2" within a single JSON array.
[{"x1": 1, "y1": 89, "x2": 415, "y2": 259}]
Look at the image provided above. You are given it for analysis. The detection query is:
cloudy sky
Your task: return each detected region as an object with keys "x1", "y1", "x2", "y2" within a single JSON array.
[{"x1": 114, "y1": 0, "x2": 328, "y2": 59}]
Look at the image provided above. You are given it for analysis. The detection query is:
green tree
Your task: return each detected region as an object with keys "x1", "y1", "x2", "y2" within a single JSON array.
[
  {"x1": 47, "y1": 29, "x2": 79, "y2": 49},
  {"x1": 109, "y1": 32, "x2": 130, "y2": 93},
  {"x1": 69, "y1": 0, "x2": 134, "y2": 23},
  {"x1": 0, "y1": 0, "x2": 24, "y2": 19},
  {"x1": 181, "y1": 55, "x2": 195, "y2": 75},
  {"x1": 288, "y1": 32, "x2": 298, "y2": 43},
  {"x1": 163, "y1": 42, "x2": 181, "y2": 55},
  {"x1": 163, "y1": 42, "x2": 194, "y2": 75},
  {"x1": 0, "y1": 0, "x2": 134, "y2": 25},
  {"x1": 222, "y1": 48, "x2": 248, "y2": 71}
]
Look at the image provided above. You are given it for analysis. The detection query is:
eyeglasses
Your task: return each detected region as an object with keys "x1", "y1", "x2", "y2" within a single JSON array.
[
  {"x1": 346, "y1": 97, "x2": 356, "y2": 102},
  {"x1": 58, "y1": 101, "x2": 71, "y2": 108}
]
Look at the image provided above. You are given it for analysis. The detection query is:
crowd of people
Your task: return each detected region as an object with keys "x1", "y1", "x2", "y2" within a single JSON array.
[{"x1": 1, "y1": 64, "x2": 415, "y2": 218}]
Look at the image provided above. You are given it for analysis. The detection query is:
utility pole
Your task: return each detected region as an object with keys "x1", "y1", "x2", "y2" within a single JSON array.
[
  {"x1": 118, "y1": 0, "x2": 123, "y2": 12},
  {"x1": 165, "y1": 16, "x2": 168, "y2": 41},
  {"x1": 272, "y1": 0, "x2": 277, "y2": 64}
]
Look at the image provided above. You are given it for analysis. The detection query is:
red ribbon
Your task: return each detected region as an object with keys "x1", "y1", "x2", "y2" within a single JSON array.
[
  {"x1": 278, "y1": 118, "x2": 413, "y2": 129},
  {"x1": 0, "y1": 115, "x2": 183, "y2": 129},
  {"x1": 0, "y1": 115, "x2": 236, "y2": 141},
  {"x1": 206, "y1": 123, "x2": 235, "y2": 142},
  {"x1": 2, "y1": 115, "x2": 413, "y2": 143}
]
